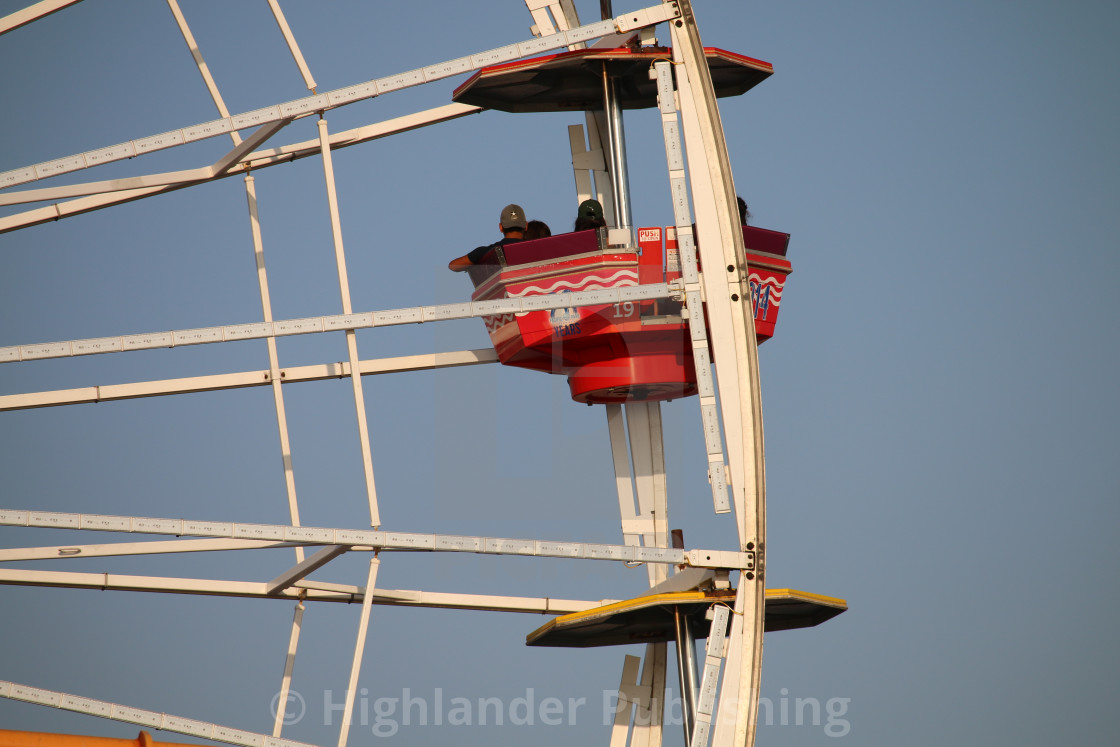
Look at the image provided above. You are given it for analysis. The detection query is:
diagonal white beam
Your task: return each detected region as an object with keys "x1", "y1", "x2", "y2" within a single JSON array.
[
  {"x1": 0, "y1": 679, "x2": 318, "y2": 747},
  {"x1": 0, "y1": 103, "x2": 482, "y2": 234},
  {"x1": 0, "y1": 119, "x2": 290, "y2": 206},
  {"x1": 0, "y1": 0, "x2": 83, "y2": 36},
  {"x1": 0, "y1": 5, "x2": 678, "y2": 190},
  {"x1": 266, "y1": 0, "x2": 316, "y2": 92},
  {"x1": 337, "y1": 558, "x2": 379, "y2": 747},
  {"x1": 267, "y1": 545, "x2": 348, "y2": 594}
]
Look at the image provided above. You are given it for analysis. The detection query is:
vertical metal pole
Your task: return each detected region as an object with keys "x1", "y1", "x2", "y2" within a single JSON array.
[
  {"x1": 691, "y1": 605, "x2": 731, "y2": 747},
  {"x1": 272, "y1": 601, "x2": 305, "y2": 736},
  {"x1": 673, "y1": 607, "x2": 699, "y2": 744},
  {"x1": 317, "y1": 117, "x2": 381, "y2": 528},
  {"x1": 337, "y1": 557, "x2": 380, "y2": 747},
  {"x1": 169, "y1": 0, "x2": 307, "y2": 560},
  {"x1": 246, "y1": 175, "x2": 305, "y2": 563},
  {"x1": 632, "y1": 641, "x2": 668, "y2": 747},
  {"x1": 601, "y1": 64, "x2": 634, "y2": 230}
]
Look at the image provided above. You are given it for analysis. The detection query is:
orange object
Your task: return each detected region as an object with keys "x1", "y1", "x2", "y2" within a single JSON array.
[{"x1": 0, "y1": 730, "x2": 198, "y2": 747}]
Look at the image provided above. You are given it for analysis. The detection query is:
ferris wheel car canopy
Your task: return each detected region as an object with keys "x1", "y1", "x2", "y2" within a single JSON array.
[
  {"x1": 526, "y1": 589, "x2": 847, "y2": 648},
  {"x1": 453, "y1": 46, "x2": 773, "y2": 113}
]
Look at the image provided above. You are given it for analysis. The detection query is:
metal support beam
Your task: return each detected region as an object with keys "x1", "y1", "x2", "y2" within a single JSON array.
[
  {"x1": 673, "y1": 606, "x2": 699, "y2": 744},
  {"x1": 0, "y1": 119, "x2": 288, "y2": 206},
  {"x1": 665, "y1": 2, "x2": 769, "y2": 744},
  {"x1": 266, "y1": 0, "x2": 317, "y2": 92},
  {"x1": 0, "y1": 103, "x2": 482, "y2": 234},
  {"x1": 0, "y1": 679, "x2": 316, "y2": 747},
  {"x1": 0, "y1": 567, "x2": 617, "y2": 613},
  {"x1": 336, "y1": 558, "x2": 379, "y2": 747},
  {"x1": 0, "y1": 537, "x2": 293, "y2": 562},
  {"x1": 0, "y1": 348, "x2": 499, "y2": 412},
  {"x1": 0, "y1": 5, "x2": 680, "y2": 192},
  {"x1": 267, "y1": 545, "x2": 348, "y2": 594},
  {"x1": 273, "y1": 602, "x2": 305, "y2": 737},
  {"x1": 0, "y1": 0, "x2": 84, "y2": 36},
  {"x1": 317, "y1": 117, "x2": 379, "y2": 528},
  {"x1": 0, "y1": 284, "x2": 673, "y2": 365},
  {"x1": 0, "y1": 509, "x2": 755, "y2": 570}
]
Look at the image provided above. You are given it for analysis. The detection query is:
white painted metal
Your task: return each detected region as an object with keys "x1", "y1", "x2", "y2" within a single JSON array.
[
  {"x1": 0, "y1": 6, "x2": 679, "y2": 191},
  {"x1": 608, "y1": 655, "x2": 648, "y2": 747},
  {"x1": 604, "y1": 399, "x2": 672, "y2": 747},
  {"x1": 0, "y1": 284, "x2": 673, "y2": 365},
  {"x1": 0, "y1": 509, "x2": 752, "y2": 569},
  {"x1": 652, "y1": 59, "x2": 731, "y2": 515},
  {"x1": 337, "y1": 557, "x2": 380, "y2": 747},
  {"x1": 569, "y1": 124, "x2": 599, "y2": 203},
  {"x1": 689, "y1": 604, "x2": 730, "y2": 747},
  {"x1": 567, "y1": 117, "x2": 617, "y2": 223},
  {"x1": 245, "y1": 174, "x2": 305, "y2": 562},
  {"x1": 667, "y1": 3, "x2": 768, "y2": 744},
  {"x1": 0, "y1": 537, "x2": 293, "y2": 562},
  {"x1": 606, "y1": 403, "x2": 645, "y2": 547},
  {"x1": 0, "y1": 349, "x2": 499, "y2": 412},
  {"x1": 626, "y1": 402, "x2": 670, "y2": 576},
  {"x1": 645, "y1": 567, "x2": 717, "y2": 596},
  {"x1": 316, "y1": 117, "x2": 380, "y2": 529},
  {"x1": 0, "y1": 104, "x2": 483, "y2": 233},
  {"x1": 0, "y1": 5, "x2": 788, "y2": 745},
  {"x1": 166, "y1": 0, "x2": 241, "y2": 145},
  {"x1": 631, "y1": 642, "x2": 667, "y2": 747},
  {"x1": 0, "y1": 567, "x2": 619, "y2": 613},
  {"x1": 273, "y1": 602, "x2": 305, "y2": 737},
  {"x1": 0, "y1": 120, "x2": 288, "y2": 206},
  {"x1": 0, "y1": 0, "x2": 83, "y2": 36},
  {"x1": 267, "y1": 545, "x2": 349, "y2": 594},
  {"x1": 0, "y1": 679, "x2": 317, "y2": 747},
  {"x1": 266, "y1": 0, "x2": 317, "y2": 92}
]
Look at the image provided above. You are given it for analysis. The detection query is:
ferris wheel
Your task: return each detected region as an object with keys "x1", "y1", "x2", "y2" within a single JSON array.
[{"x1": 0, "y1": 2, "x2": 844, "y2": 746}]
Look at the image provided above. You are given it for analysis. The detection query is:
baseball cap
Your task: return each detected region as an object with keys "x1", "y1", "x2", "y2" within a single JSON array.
[
  {"x1": 577, "y1": 199, "x2": 604, "y2": 221},
  {"x1": 500, "y1": 204, "x2": 527, "y2": 230}
]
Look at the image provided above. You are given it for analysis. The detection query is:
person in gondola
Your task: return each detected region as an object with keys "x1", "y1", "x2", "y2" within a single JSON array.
[
  {"x1": 574, "y1": 199, "x2": 607, "y2": 232},
  {"x1": 448, "y1": 204, "x2": 527, "y2": 272},
  {"x1": 523, "y1": 219, "x2": 551, "y2": 240}
]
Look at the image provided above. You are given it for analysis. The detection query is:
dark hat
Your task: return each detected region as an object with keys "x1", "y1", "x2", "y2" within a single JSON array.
[
  {"x1": 500, "y1": 203, "x2": 527, "y2": 230},
  {"x1": 577, "y1": 199, "x2": 604, "y2": 221}
]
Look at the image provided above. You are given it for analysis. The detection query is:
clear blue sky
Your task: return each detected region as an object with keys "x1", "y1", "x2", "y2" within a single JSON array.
[{"x1": 1, "y1": 1, "x2": 1118, "y2": 745}]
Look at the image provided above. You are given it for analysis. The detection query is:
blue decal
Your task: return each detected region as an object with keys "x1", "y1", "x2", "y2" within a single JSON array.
[{"x1": 750, "y1": 281, "x2": 771, "y2": 321}]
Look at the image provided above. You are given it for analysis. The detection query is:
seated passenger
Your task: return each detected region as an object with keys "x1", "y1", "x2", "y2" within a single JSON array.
[
  {"x1": 448, "y1": 203, "x2": 527, "y2": 272},
  {"x1": 574, "y1": 199, "x2": 607, "y2": 232},
  {"x1": 524, "y1": 220, "x2": 552, "y2": 240}
]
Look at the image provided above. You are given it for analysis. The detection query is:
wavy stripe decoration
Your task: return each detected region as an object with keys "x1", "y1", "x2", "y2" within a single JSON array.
[
  {"x1": 748, "y1": 273, "x2": 785, "y2": 306},
  {"x1": 508, "y1": 269, "x2": 638, "y2": 297},
  {"x1": 482, "y1": 270, "x2": 639, "y2": 333}
]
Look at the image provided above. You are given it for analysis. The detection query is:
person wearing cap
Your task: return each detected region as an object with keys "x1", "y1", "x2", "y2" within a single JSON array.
[
  {"x1": 448, "y1": 203, "x2": 527, "y2": 272},
  {"x1": 574, "y1": 199, "x2": 607, "y2": 232}
]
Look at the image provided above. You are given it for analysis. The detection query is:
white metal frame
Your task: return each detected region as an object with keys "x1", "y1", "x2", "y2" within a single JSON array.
[{"x1": 0, "y1": 2, "x2": 777, "y2": 746}]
